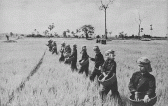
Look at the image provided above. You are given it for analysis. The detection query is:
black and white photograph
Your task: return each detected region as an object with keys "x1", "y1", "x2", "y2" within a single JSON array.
[{"x1": 0, "y1": 0, "x2": 167, "y2": 106}]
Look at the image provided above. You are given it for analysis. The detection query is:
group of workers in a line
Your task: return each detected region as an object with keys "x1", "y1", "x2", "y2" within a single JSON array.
[{"x1": 46, "y1": 39, "x2": 156, "y2": 106}]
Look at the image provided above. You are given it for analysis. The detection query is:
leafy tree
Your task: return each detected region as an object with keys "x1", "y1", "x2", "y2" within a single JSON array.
[
  {"x1": 48, "y1": 23, "x2": 55, "y2": 31},
  {"x1": 119, "y1": 31, "x2": 124, "y2": 39},
  {"x1": 76, "y1": 29, "x2": 78, "y2": 33},
  {"x1": 131, "y1": 34, "x2": 134, "y2": 38},
  {"x1": 48, "y1": 23, "x2": 55, "y2": 36},
  {"x1": 63, "y1": 31, "x2": 67, "y2": 38},
  {"x1": 54, "y1": 32, "x2": 58, "y2": 37},
  {"x1": 67, "y1": 29, "x2": 70, "y2": 33},
  {"x1": 44, "y1": 30, "x2": 49, "y2": 36},
  {"x1": 71, "y1": 31, "x2": 76, "y2": 37},
  {"x1": 66, "y1": 29, "x2": 71, "y2": 37},
  {"x1": 79, "y1": 25, "x2": 94, "y2": 39}
]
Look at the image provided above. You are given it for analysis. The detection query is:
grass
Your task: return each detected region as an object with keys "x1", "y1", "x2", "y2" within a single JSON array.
[{"x1": 0, "y1": 38, "x2": 168, "y2": 106}]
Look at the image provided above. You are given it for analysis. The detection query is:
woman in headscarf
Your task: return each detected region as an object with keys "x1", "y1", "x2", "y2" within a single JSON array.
[
  {"x1": 68, "y1": 44, "x2": 78, "y2": 71},
  {"x1": 59, "y1": 42, "x2": 66, "y2": 62},
  {"x1": 99, "y1": 49, "x2": 122, "y2": 104},
  {"x1": 89, "y1": 46, "x2": 104, "y2": 81},
  {"x1": 128, "y1": 57, "x2": 156, "y2": 104},
  {"x1": 52, "y1": 41, "x2": 58, "y2": 55},
  {"x1": 64, "y1": 44, "x2": 72, "y2": 64},
  {"x1": 79, "y1": 46, "x2": 89, "y2": 77},
  {"x1": 46, "y1": 39, "x2": 53, "y2": 52}
]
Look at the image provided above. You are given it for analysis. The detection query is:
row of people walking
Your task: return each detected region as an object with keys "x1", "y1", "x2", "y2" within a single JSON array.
[{"x1": 46, "y1": 39, "x2": 157, "y2": 106}]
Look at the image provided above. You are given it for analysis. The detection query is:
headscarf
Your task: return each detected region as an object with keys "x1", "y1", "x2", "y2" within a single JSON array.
[{"x1": 137, "y1": 57, "x2": 152, "y2": 72}]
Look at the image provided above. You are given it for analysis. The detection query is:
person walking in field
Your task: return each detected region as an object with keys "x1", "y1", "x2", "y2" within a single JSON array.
[
  {"x1": 52, "y1": 41, "x2": 58, "y2": 55},
  {"x1": 79, "y1": 46, "x2": 89, "y2": 77},
  {"x1": 99, "y1": 49, "x2": 122, "y2": 104},
  {"x1": 46, "y1": 39, "x2": 53, "y2": 52},
  {"x1": 68, "y1": 44, "x2": 78, "y2": 71},
  {"x1": 90, "y1": 46, "x2": 104, "y2": 81},
  {"x1": 64, "y1": 45, "x2": 71, "y2": 57},
  {"x1": 6, "y1": 35, "x2": 9, "y2": 40},
  {"x1": 128, "y1": 57, "x2": 156, "y2": 105},
  {"x1": 64, "y1": 44, "x2": 72, "y2": 64},
  {"x1": 59, "y1": 42, "x2": 66, "y2": 62}
]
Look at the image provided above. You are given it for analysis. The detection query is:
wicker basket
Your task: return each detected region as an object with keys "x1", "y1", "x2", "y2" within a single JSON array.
[
  {"x1": 129, "y1": 95, "x2": 157, "y2": 106},
  {"x1": 98, "y1": 74, "x2": 117, "y2": 87},
  {"x1": 64, "y1": 52, "x2": 71, "y2": 58},
  {"x1": 65, "y1": 56, "x2": 75, "y2": 62},
  {"x1": 79, "y1": 59, "x2": 89, "y2": 66}
]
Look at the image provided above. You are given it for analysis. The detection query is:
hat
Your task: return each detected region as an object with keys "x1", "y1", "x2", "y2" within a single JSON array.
[
  {"x1": 93, "y1": 46, "x2": 100, "y2": 51},
  {"x1": 65, "y1": 45, "x2": 71, "y2": 50},
  {"x1": 48, "y1": 39, "x2": 53, "y2": 42},
  {"x1": 82, "y1": 46, "x2": 86, "y2": 50},
  {"x1": 73, "y1": 44, "x2": 77, "y2": 48},
  {"x1": 66, "y1": 45, "x2": 70, "y2": 47},
  {"x1": 105, "y1": 49, "x2": 115, "y2": 56},
  {"x1": 80, "y1": 46, "x2": 87, "y2": 53},
  {"x1": 137, "y1": 57, "x2": 150, "y2": 65},
  {"x1": 137, "y1": 57, "x2": 152, "y2": 72},
  {"x1": 61, "y1": 42, "x2": 65, "y2": 46}
]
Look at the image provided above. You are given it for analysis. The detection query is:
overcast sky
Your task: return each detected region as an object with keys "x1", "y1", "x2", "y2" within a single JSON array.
[{"x1": 0, "y1": 0, "x2": 167, "y2": 36}]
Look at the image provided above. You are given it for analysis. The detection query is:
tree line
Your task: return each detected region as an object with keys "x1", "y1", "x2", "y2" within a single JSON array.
[{"x1": 27, "y1": 24, "x2": 94, "y2": 39}]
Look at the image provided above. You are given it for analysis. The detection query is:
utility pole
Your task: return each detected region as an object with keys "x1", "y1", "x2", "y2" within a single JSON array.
[
  {"x1": 135, "y1": 11, "x2": 147, "y2": 40},
  {"x1": 105, "y1": 7, "x2": 107, "y2": 39},
  {"x1": 99, "y1": 0, "x2": 114, "y2": 39}
]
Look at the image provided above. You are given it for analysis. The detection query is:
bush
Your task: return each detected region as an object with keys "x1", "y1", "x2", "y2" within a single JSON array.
[{"x1": 26, "y1": 34, "x2": 45, "y2": 38}]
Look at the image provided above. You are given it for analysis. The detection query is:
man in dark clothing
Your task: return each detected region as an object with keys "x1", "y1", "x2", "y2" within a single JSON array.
[
  {"x1": 47, "y1": 39, "x2": 53, "y2": 52},
  {"x1": 52, "y1": 41, "x2": 58, "y2": 55},
  {"x1": 64, "y1": 45, "x2": 72, "y2": 64},
  {"x1": 90, "y1": 46, "x2": 104, "y2": 81},
  {"x1": 128, "y1": 57, "x2": 156, "y2": 104},
  {"x1": 69, "y1": 44, "x2": 78, "y2": 71},
  {"x1": 59, "y1": 42, "x2": 66, "y2": 62},
  {"x1": 79, "y1": 46, "x2": 89, "y2": 77},
  {"x1": 99, "y1": 49, "x2": 122, "y2": 104}
]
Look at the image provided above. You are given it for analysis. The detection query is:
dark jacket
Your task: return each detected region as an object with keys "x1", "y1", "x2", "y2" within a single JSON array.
[
  {"x1": 101, "y1": 59, "x2": 116, "y2": 78},
  {"x1": 47, "y1": 42, "x2": 52, "y2": 47},
  {"x1": 79, "y1": 51, "x2": 89, "y2": 62},
  {"x1": 128, "y1": 71, "x2": 156, "y2": 98},
  {"x1": 90, "y1": 52, "x2": 104, "y2": 68},
  {"x1": 60, "y1": 47, "x2": 65, "y2": 53},
  {"x1": 69, "y1": 49, "x2": 77, "y2": 62}
]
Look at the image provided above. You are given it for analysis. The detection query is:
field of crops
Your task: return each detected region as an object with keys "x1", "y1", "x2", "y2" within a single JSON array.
[{"x1": 0, "y1": 38, "x2": 167, "y2": 106}]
